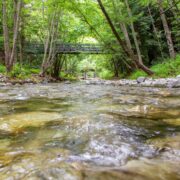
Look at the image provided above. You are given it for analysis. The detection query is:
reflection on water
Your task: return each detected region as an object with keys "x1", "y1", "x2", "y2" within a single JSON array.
[{"x1": 0, "y1": 83, "x2": 180, "y2": 179}]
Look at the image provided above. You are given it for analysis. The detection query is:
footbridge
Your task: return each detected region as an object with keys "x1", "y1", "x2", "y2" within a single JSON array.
[{"x1": 23, "y1": 43, "x2": 104, "y2": 54}]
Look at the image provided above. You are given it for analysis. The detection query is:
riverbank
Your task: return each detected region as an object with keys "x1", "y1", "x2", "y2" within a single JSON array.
[
  {"x1": 1, "y1": 72, "x2": 180, "y2": 88},
  {"x1": 0, "y1": 73, "x2": 61, "y2": 85},
  {"x1": 86, "y1": 76, "x2": 180, "y2": 88}
]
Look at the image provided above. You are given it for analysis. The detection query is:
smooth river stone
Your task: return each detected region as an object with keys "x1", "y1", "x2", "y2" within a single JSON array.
[
  {"x1": 119, "y1": 158, "x2": 180, "y2": 180},
  {"x1": 147, "y1": 133, "x2": 180, "y2": 150},
  {"x1": 99, "y1": 104, "x2": 180, "y2": 119},
  {"x1": 0, "y1": 112, "x2": 62, "y2": 133},
  {"x1": 163, "y1": 118, "x2": 180, "y2": 126}
]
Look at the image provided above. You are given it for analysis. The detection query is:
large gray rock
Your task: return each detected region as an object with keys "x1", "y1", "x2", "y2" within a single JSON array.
[
  {"x1": 137, "y1": 77, "x2": 146, "y2": 83},
  {"x1": 152, "y1": 79, "x2": 168, "y2": 87},
  {"x1": 168, "y1": 79, "x2": 180, "y2": 88}
]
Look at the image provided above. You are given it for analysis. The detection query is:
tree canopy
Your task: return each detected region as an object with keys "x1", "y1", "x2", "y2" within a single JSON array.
[{"x1": 0, "y1": 0, "x2": 179, "y2": 79}]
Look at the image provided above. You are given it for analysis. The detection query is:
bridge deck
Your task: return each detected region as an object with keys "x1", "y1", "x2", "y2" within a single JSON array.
[
  {"x1": 24, "y1": 43, "x2": 104, "y2": 54},
  {"x1": 0, "y1": 42, "x2": 105, "y2": 54}
]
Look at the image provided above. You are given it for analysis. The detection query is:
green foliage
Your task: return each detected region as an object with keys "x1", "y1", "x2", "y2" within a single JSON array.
[
  {"x1": 99, "y1": 69, "x2": 114, "y2": 80},
  {"x1": 129, "y1": 54, "x2": 180, "y2": 79},
  {"x1": 29, "y1": 68, "x2": 40, "y2": 74},
  {"x1": 5, "y1": 64, "x2": 40, "y2": 79},
  {"x1": 60, "y1": 72, "x2": 77, "y2": 81},
  {"x1": 129, "y1": 70, "x2": 147, "y2": 79},
  {"x1": 0, "y1": 0, "x2": 179, "y2": 79},
  {"x1": 0, "y1": 65, "x2": 6, "y2": 73},
  {"x1": 77, "y1": 58, "x2": 96, "y2": 72}
]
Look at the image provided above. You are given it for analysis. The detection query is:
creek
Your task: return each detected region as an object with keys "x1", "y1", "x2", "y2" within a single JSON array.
[{"x1": 0, "y1": 82, "x2": 180, "y2": 180}]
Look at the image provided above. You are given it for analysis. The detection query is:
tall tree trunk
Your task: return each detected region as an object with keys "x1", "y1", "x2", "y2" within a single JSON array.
[
  {"x1": 124, "y1": 0, "x2": 143, "y2": 64},
  {"x1": 112, "y1": 0, "x2": 136, "y2": 70},
  {"x1": 157, "y1": 0, "x2": 176, "y2": 58},
  {"x1": 2, "y1": 0, "x2": 11, "y2": 71},
  {"x1": 148, "y1": 6, "x2": 164, "y2": 58},
  {"x1": 9, "y1": 0, "x2": 22, "y2": 70},
  {"x1": 97, "y1": 0, "x2": 154, "y2": 75},
  {"x1": 120, "y1": 23, "x2": 133, "y2": 50},
  {"x1": 18, "y1": 0, "x2": 25, "y2": 68},
  {"x1": 51, "y1": 54, "x2": 65, "y2": 78},
  {"x1": 112, "y1": 0, "x2": 133, "y2": 50},
  {"x1": 41, "y1": 11, "x2": 60, "y2": 76},
  {"x1": 2, "y1": 0, "x2": 22, "y2": 72},
  {"x1": 112, "y1": 58, "x2": 119, "y2": 77}
]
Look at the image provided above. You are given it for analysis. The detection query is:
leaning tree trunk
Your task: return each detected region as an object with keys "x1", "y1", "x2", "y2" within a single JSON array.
[
  {"x1": 157, "y1": 0, "x2": 176, "y2": 59},
  {"x1": 97, "y1": 0, "x2": 154, "y2": 75}
]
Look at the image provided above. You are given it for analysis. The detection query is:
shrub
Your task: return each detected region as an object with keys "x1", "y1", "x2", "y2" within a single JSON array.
[
  {"x1": 129, "y1": 54, "x2": 180, "y2": 79},
  {"x1": 0, "y1": 65, "x2": 6, "y2": 73},
  {"x1": 99, "y1": 69, "x2": 114, "y2": 80},
  {"x1": 29, "y1": 68, "x2": 40, "y2": 74}
]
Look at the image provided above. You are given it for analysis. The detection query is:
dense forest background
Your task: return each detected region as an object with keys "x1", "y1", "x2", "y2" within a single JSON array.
[{"x1": 0, "y1": 0, "x2": 179, "y2": 80}]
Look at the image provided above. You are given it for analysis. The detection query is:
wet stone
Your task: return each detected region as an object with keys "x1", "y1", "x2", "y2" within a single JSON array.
[
  {"x1": 0, "y1": 83, "x2": 179, "y2": 179},
  {"x1": 137, "y1": 77, "x2": 146, "y2": 83},
  {"x1": 0, "y1": 112, "x2": 63, "y2": 133}
]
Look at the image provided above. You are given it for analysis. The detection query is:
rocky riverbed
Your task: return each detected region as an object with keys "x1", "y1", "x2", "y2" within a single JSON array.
[
  {"x1": 86, "y1": 76, "x2": 180, "y2": 88},
  {"x1": 1, "y1": 73, "x2": 180, "y2": 88},
  {"x1": 0, "y1": 82, "x2": 180, "y2": 179}
]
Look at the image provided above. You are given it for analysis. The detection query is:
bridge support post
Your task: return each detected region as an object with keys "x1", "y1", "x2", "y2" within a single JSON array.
[
  {"x1": 84, "y1": 72, "x2": 87, "y2": 80},
  {"x1": 93, "y1": 72, "x2": 96, "y2": 78}
]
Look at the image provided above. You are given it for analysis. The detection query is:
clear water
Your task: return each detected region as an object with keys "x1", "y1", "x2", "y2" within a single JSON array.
[{"x1": 0, "y1": 82, "x2": 180, "y2": 180}]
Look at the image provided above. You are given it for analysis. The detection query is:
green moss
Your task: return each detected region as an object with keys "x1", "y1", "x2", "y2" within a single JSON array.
[{"x1": 129, "y1": 54, "x2": 180, "y2": 79}]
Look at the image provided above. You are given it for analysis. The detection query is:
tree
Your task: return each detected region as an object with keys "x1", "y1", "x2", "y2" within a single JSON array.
[
  {"x1": 147, "y1": 5, "x2": 164, "y2": 59},
  {"x1": 124, "y1": 0, "x2": 143, "y2": 64},
  {"x1": 97, "y1": 0, "x2": 154, "y2": 75},
  {"x1": 2, "y1": 0, "x2": 22, "y2": 72},
  {"x1": 157, "y1": 0, "x2": 176, "y2": 58},
  {"x1": 41, "y1": 11, "x2": 60, "y2": 76}
]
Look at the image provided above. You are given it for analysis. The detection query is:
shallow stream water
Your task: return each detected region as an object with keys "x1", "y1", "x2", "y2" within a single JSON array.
[{"x1": 0, "y1": 82, "x2": 180, "y2": 180}]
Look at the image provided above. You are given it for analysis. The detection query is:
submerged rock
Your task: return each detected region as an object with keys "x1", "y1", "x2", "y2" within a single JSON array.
[
  {"x1": 100, "y1": 105, "x2": 180, "y2": 119},
  {"x1": 120, "y1": 159, "x2": 180, "y2": 180},
  {"x1": 147, "y1": 134, "x2": 180, "y2": 155},
  {"x1": 0, "y1": 112, "x2": 62, "y2": 133}
]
